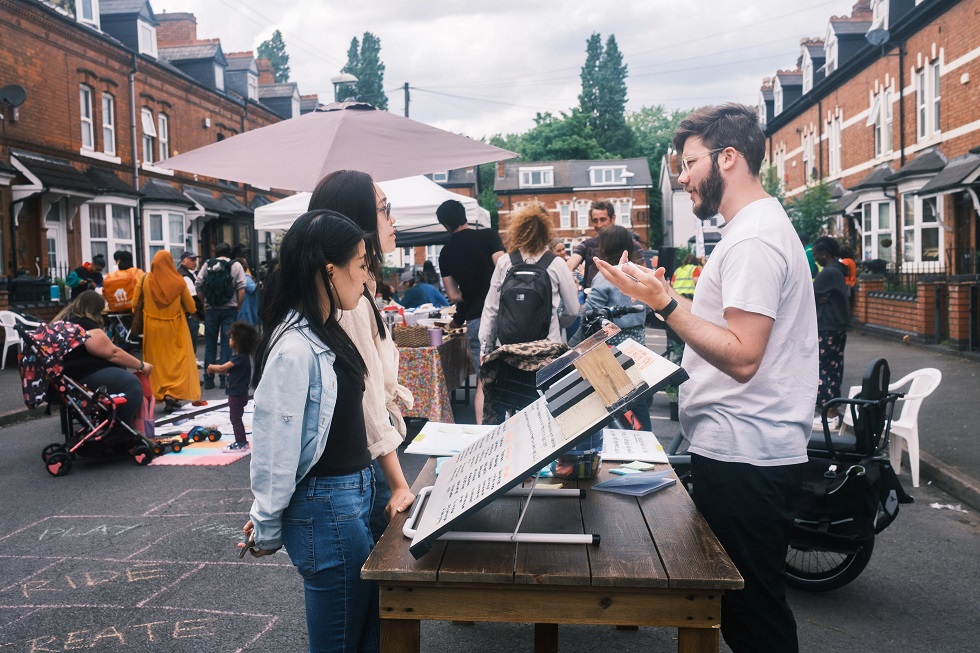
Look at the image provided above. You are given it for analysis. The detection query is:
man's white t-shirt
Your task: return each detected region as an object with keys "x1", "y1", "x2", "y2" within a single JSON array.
[{"x1": 680, "y1": 197, "x2": 818, "y2": 466}]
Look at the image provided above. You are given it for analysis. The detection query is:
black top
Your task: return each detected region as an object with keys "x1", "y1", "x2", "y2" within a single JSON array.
[
  {"x1": 572, "y1": 235, "x2": 642, "y2": 287},
  {"x1": 305, "y1": 363, "x2": 370, "y2": 478},
  {"x1": 62, "y1": 316, "x2": 115, "y2": 378},
  {"x1": 225, "y1": 353, "x2": 251, "y2": 397},
  {"x1": 438, "y1": 228, "x2": 505, "y2": 322},
  {"x1": 813, "y1": 261, "x2": 850, "y2": 332}
]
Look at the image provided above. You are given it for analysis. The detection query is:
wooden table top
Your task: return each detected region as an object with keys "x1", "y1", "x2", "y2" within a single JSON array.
[{"x1": 363, "y1": 458, "x2": 743, "y2": 592}]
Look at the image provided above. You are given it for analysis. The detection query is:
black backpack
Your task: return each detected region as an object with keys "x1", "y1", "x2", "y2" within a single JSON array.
[
  {"x1": 202, "y1": 258, "x2": 236, "y2": 306},
  {"x1": 496, "y1": 251, "x2": 556, "y2": 345}
]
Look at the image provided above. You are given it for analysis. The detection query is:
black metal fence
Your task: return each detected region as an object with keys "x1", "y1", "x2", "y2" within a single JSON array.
[{"x1": 864, "y1": 251, "x2": 979, "y2": 294}]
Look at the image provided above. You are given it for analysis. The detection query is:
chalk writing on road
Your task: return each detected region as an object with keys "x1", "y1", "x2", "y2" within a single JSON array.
[
  {"x1": 18, "y1": 563, "x2": 167, "y2": 599},
  {"x1": 0, "y1": 619, "x2": 216, "y2": 651},
  {"x1": 37, "y1": 524, "x2": 144, "y2": 541}
]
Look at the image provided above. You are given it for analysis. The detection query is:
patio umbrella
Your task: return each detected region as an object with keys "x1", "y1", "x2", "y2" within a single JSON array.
[{"x1": 159, "y1": 102, "x2": 517, "y2": 191}]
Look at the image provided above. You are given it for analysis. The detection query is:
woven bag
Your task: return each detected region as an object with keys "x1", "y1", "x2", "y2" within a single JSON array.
[{"x1": 392, "y1": 326, "x2": 431, "y2": 347}]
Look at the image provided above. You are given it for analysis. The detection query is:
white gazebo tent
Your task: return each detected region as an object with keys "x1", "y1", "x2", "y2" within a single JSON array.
[{"x1": 254, "y1": 175, "x2": 491, "y2": 247}]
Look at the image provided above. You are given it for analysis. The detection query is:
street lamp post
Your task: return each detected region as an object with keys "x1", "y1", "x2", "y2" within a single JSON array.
[{"x1": 331, "y1": 73, "x2": 358, "y2": 102}]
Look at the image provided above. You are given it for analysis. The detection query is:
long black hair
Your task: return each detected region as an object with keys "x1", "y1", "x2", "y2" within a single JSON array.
[
  {"x1": 253, "y1": 209, "x2": 367, "y2": 388},
  {"x1": 308, "y1": 169, "x2": 388, "y2": 338}
]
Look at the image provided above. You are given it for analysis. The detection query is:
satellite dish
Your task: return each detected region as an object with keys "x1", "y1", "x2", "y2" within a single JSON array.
[
  {"x1": 0, "y1": 85, "x2": 27, "y2": 107},
  {"x1": 866, "y1": 29, "x2": 890, "y2": 47}
]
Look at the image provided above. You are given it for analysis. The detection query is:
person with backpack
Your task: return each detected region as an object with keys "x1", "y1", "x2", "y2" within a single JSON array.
[
  {"x1": 102, "y1": 250, "x2": 145, "y2": 314},
  {"x1": 196, "y1": 242, "x2": 247, "y2": 390},
  {"x1": 479, "y1": 204, "x2": 579, "y2": 360}
]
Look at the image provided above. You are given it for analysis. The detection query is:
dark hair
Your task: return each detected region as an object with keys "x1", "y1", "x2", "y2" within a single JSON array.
[
  {"x1": 231, "y1": 243, "x2": 248, "y2": 260},
  {"x1": 215, "y1": 242, "x2": 232, "y2": 258},
  {"x1": 813, "y1": 236, "x2": 840, "y2": 258},
  {"x1": 589, "y1": 200, "x2": 616, "y2": 219},
  {"x1": 253, "y1": 210, "x2": 367, "y2": 388},
  {"x1": 113, "y1": 250, "x2": 133, "y2": 270},
  {"x1": 422, "y1": 260, "x2": 439, "y2": 285},
  {"x1": 91, "y1": 254, "x2": 107, "y2": 267},
  {"x1": 436, "y1": 199, "x2": 467, "y2": 230},
  {"x1": 229, "y1": 321, "x2": 259, "y2": 356},
  {"x1": 672, "y1": 103, "x2": 766, "y2": 176},
  {"x1": 308, "y1": 169, "x2": 388, "y2": 339},
  {"x1": 597, "y1": 225, "x2": 639, "y2": 265}
]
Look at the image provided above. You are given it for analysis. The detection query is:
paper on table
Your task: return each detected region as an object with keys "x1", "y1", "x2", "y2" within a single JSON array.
[
  {"x1": 593, "y1": 470, "x2": 676, "y2": 496},
  {"x1": 600, "y1": 429, "x2": 669, "y2": 463},
  {"x1": 405, "y1": 422, "x2": 495, "y2": 456}
]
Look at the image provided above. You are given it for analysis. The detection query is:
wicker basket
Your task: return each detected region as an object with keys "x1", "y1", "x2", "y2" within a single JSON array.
[{"x1": 392, "y1": 325, "x2": 431, "y2": 347}]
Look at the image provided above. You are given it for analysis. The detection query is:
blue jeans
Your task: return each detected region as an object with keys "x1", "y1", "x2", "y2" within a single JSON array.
[
  {"x1": 186, "y1": 316, "x2": 200, "y2": 354},
  {"x1": 203, "y1": 307, "x2": 236, "y2": 384},
  {"x1": 369, "y1": 459, "x2": 390, "y2": 543},
  {"x1": 281, "y1": 469, "x2": 379, "y2": 653}
]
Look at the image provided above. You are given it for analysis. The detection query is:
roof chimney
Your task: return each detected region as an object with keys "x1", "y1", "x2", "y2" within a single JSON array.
[
  {"x1": 256, "y1": 58, "x2": 276, "y2": 85},
  {"x1": 156, "y1": 12, "x2": 198, "y2": 47}
]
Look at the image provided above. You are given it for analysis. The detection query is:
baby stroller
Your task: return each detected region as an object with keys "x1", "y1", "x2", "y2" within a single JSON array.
[{"x1": 17, "y1": 321, "x2": 156, "y2": 476}]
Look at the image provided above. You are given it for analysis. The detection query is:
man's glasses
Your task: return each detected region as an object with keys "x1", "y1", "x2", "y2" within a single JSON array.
[
  {"x1": 680, "y1": 147, "x2": 727, "y2": 175},
  {"x1": 378, "y1": 202, "x2": 392, "y2": 221}
]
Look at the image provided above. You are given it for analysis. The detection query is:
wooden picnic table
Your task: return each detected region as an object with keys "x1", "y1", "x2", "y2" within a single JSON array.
[{"x1": 362, "y1": 457, "x2": 743, "y2": 653}]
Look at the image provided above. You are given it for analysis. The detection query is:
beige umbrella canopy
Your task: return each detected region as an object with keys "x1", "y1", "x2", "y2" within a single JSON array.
[{"x1": 160, "y1": 102, "x2": 516, "y2": 191}]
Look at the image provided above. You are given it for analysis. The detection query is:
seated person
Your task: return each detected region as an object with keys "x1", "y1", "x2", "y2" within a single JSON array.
[
  {"x1": 400, "y1": 271, "x2": 449, "y2": 309},
  {"x1": 53, "y1": 291, "x2": 153, "y2": 427}
]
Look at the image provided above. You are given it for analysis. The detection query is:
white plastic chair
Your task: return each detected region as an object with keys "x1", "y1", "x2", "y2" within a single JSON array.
[
  {"x1": 0, "y1": 310, "x2": 41, "y2": 370},
  {"x1": 840, "y1": 367, "x2": 942, "y2": 487}
]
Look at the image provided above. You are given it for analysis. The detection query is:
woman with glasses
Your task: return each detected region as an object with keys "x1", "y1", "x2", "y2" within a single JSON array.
[{"x1": 308, "y1": 170, "x2": 415, "y2": 542}]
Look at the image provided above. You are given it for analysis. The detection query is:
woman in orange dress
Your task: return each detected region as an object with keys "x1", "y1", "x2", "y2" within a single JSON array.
[{"x1": 134, "y1": 250, "x2": 201, "y2": 411}]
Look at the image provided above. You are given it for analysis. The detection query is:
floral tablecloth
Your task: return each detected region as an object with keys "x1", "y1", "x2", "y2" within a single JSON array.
[{"x1": 396, "y1": 336, "x2": 471, "y2": 423}]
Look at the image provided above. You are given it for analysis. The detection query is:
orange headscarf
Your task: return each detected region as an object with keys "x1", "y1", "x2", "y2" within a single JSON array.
[{"x1": 147, "y1": 250, "x2": 187, "y2": 306}]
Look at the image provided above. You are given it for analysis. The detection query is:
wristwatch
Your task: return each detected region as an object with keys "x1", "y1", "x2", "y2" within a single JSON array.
[{"x1": 657, "y1": 298, "x2": 678, "y2": 320}]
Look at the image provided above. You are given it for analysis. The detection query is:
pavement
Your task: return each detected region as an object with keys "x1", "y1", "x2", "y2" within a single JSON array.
[{"x1": 2, "y1": 328, "x2": 979, "y2": 511}]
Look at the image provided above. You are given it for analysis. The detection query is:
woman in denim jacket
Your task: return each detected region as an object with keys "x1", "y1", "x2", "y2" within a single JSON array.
[{"x1": 240, "y1": 210, "x2": 378, "y2": 652}]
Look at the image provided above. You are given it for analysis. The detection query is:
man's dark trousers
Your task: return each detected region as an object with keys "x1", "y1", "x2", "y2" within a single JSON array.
[
  {"x1": 204, "y1": 307, "x2": 236, "y2": 387},
  {"x1": 691, "y1": 453, "x2": 805, "y2": 653}
]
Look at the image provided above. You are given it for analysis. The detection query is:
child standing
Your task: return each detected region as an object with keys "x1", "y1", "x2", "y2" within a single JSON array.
[{"x1": 207, "y1": 321, "x2": 259, "y2": 452}]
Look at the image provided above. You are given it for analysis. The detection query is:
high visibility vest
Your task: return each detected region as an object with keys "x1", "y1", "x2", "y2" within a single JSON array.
[{"x1": 672, "y1": 264, "x2": 701, "y2": 297}]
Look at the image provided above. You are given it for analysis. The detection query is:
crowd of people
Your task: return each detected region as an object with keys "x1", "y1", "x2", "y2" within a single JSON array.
[{"x1": 39, "y1": 100, "x2": 873, "y2": 653}]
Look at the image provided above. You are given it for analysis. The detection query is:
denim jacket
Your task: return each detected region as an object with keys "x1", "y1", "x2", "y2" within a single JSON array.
[{"x1": 249, "y1": 311, "x2": 338, "y2": 550}]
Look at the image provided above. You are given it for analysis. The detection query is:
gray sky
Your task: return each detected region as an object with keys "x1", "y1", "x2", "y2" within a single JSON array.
[{"x1": 149, "y1": 0, "x2": 859, "y2": 139}]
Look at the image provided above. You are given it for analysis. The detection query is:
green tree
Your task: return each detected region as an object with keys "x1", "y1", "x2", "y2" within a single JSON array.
[
  {"x1": 594, "y1": 35, "x2": 633, "y2": 156},
  {"x1": 578, "y1": 33, "x2": 603, "y2": 131},
  {"x1": 337, "y1": 37, "x2": 360, "y2": 102},
  {"x1": 355, "y1": 33, "x2": 388, "y2": 110},
  {"x1": 478, "y1": 163, "x2": 500, "y2": 230},
  {"x1": 257, "y1": 30, "x2": 291, "y2": 83},
  {"x1": 788, "y1": 181, "x2": 836, "y2": 241},
  {"x1": 491, "y1": 110, "x2": 610, "y2": 163},
  {"x1": 761, "y1": 166, "x2": 786, "y2": 209},
  {"x1": 626, "y1": 105, "x2": 688, "y2": 248}
]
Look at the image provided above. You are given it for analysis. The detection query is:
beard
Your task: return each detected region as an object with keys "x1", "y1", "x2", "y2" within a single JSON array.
[{"x1": 692, "y1": 157, "x2": 725, "y2": 221}]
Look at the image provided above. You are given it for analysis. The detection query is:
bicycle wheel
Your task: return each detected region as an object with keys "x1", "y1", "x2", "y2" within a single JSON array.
[{"x1": 785, "y1": 537, "x2": 875, "y2": 592}]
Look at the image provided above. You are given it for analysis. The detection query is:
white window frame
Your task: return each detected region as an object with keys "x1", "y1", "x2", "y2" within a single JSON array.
[
  {"x1": 917, "y1": 62, "x2": 941, "y2": 140},
  {"x1": 247, "y1": 73, "x2": 258, "y2": 101},
  {"x1": 83, "y1": 200, "x2": 137, "y2": 263},
  {"x1": 801, "y1": 132, "x2": 813, "y2": 184},
  {"x1": 775, "y1": 145, "x2": 786, "y2": 188},
  {"x1": 589, "y1": 166, "x2": 626, "y2": 186},
  {"x1": 137, "y1": 19, "x2": 158, "y2": 57},
  {"x1": 214, "y1": 63, "x2": 225, "y2": 92},
  {"x1": 145, "y1": 208, "x2": 187, "y2": 261},
  {"x1": 871, "y1": 0, "x2": 889, "y2": 30},
  {"x1": 518, "y1": 166, "x2": 554, "y2": 188},
  {"x1": 824, "y1": 30, "x2": 838, "y2": 74},
  {"x1": 44, "y1": 201, "x2": 68, "y2": 277},
  {"x1": 141, "y1": 108, "x2": 156, "y2": 164},
  {"x1": 802, "y1": 56, "x2": 813, "y2": 94},
  {"x1": 157, "y1": 114, "x2": 169, "y2": 162},
  {"x1": 758, "y1": 93, "x2": 768, "y2": 128},
  {"x1": 559, "y1": 203, "x2": 571, "y2": 229},
  {"x1": 291, "y1": 91, "x2": 301, "y2": 118},
  {"x1": 575, "y1": 200, "x2": 591, "y2": 229},
  {"x1": 76, "y1": 0, "x2": 100, "y2": 28},
  {"x1": 828, "y1": 114, "x2": 843, "y2": 175},
  {"x1": 100, "y1": 93, "x2": 116, "y2": 156},
  {"x1": 860, "y1": 200, "x2": 894, "y2": 262},
  {"x1": 425, "y1": 244, "x2": 443, "y2": 264},
  {"x1": 80, "y1": 85, "x2": 94, "y2": 151},
  {"x1": 773, "y1": 81, "x2": 783, "y2": 115},
  {"x1": 901, "y1": 193, "x2": 944, "y2": 268},
  {"x1": 431, "y1": 171, "x2": 449, "y2": 183},
  {"x1": 614, "y1": 198, "x2": 633, "y2": 227},
  {"x1": 869, "y1": 88, "x2": 893, "y2": 158}
]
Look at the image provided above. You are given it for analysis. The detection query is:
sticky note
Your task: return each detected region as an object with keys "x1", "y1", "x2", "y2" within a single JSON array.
[{"x1": 622, "y1": 460, "x2": 657, "y2": 471}]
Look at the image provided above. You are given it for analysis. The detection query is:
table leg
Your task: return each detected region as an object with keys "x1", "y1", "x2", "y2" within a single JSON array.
[
  {"x1": 380, "y1": 618, "x2": 420, "y2": 653},
  {"x1": 533, "y1": 623, "x2": 558, "y2": 653},
  {"x1": 677, "y1": 627, "x2": 719, "y2": 653}
]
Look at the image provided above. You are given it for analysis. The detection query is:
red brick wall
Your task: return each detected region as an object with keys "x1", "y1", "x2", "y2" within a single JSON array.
[
  {"x1": 156, "y1": 13, "x2": 197, "y2": 47},
  {"x1": 947, "y1": 282, "x2": 976, "y2": 350},
  {"x1": 853, "y1": 279, "x2": 952, "y2": 344}
]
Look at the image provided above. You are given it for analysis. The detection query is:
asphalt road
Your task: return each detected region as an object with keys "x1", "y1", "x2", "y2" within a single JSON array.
[{"x1": 0, "y1": 411, "x2": 977, "y2": 653}]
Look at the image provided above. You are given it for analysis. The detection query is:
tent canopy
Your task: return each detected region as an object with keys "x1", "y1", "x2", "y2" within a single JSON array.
[{"x1": 253, "y1": 176, "x2": 491, "y2": 247}]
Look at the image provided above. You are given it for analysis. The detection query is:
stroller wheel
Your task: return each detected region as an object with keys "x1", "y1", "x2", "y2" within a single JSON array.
[
  {"x1": 132, "y1": 445, "x2": 153, "y2": 466},
  {"x1": 41, "y1": 443, "x2": 66, "y2": 463},
  {"x1": 45, "y1": 451, "x2": 72, "y2": 477},
  {"x1": 785, "y1": 538, "x2": 875, "y2": 592}
]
